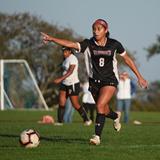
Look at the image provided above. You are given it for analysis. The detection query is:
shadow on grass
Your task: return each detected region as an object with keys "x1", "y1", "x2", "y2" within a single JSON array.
[
  {"x1": 0, "y1": 134, "x2": 19, "y2": 138},
  {"x1": 41, "y1": 136, "x2": 87, "y2": 144},
  {"x1": 0, "y1": 134, "x2": 87, "y2": 144}
]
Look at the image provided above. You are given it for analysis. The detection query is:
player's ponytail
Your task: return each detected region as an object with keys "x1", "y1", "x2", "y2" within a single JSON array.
[{"x1": 106, "y1": 31, "x2": 110, "y2": 38}]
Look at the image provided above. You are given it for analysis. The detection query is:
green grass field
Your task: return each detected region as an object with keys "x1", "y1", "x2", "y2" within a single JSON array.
[{"x1": 0, "y1": 110, "x2": 160, "y2": 160}]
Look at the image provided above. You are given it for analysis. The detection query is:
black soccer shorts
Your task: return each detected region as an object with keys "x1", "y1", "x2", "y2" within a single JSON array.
[
  {"x1": 60, "y1": 82, "x2": 80, "y2": 96},
  {"x1": 88, "y1": 77, "x2": 118, "y2": 100}
]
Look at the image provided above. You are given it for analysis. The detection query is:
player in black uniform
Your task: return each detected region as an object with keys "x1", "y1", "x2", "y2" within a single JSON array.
[{"x1": 41, "y1": 19, "x2": 148, "y2": 145}]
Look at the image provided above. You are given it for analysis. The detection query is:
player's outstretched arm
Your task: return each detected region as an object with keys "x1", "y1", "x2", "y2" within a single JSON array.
[
  {"x1": 122, "y1": 53, "x2": 148, "y2": 89},
  {"x1": 41, "y1": 32, "x2": 79, "y2": 50}
]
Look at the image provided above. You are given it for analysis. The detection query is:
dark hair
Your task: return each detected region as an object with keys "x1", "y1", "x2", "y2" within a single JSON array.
[
  {"x1": 62, "y1": 46, "x2": 71, "y2": 51},
  {"x1": 62, "y1": 46, "x2": 74, "y2": 54},
  {"x1": 106, "y1": 31, "x2": 110, "y2": 38}
]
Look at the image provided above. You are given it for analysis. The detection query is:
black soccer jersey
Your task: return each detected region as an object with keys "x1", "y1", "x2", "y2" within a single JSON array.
[{"x1": 78, "y1": 37, "x2": 126, "y2": 82}]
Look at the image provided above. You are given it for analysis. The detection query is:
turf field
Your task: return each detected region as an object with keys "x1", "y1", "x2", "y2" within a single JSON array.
[{"x1": 0, "y1": 110, "x2": 160, "y2": 160}]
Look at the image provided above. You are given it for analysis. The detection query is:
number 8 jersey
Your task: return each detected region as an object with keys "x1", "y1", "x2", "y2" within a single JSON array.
[{"x1": 77, "y1": 37, "x2": 126, "y2": 83}]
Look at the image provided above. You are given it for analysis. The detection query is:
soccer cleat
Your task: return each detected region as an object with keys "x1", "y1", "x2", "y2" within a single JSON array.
[
  {"x1": 84, "y1": 120, "x2": 92, "y2": 126},
  {"x1": 90, "y1": 135, "x2": 100, "y2": 145},
  {"x1": 113, "y1": 118, "x2": 121, "y2": 132}
]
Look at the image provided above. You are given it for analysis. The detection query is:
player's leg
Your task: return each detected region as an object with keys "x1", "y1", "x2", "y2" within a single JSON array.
[
  {"x1": 96, "y1": 86, "x2": 116, "y2": 134},
  {"x1": 68, "y1": 82, "x2": 91, "y2": 125},
  {"x1": 105, "y1": 106, "x2": 119, "y2": 120},
  {"x1": 107, "y1": 99, "x2": 122, "y2": 131},
  {"x1": 56, "y1": 89, "x2": 67, "y2": 124},
  {"x1": 124, "y1": 99, "x2": 131, "y2": 123},
  {"x1": 83, "y1": 102, "x2": 89, "y2": 114},
  {"x1": 90, "y1": 86, "x2": 116, "y2": 145},
  {"x1": 70, "y1": 95, "x2": 91, "y2": 125},
  {"x1": 89, "y1": 103, "x2": 95, "y2": 122}
]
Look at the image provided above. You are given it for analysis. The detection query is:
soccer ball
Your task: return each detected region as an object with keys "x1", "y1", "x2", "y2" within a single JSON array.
[{"x1": 19, "y1": 129, "x2": 40, "y2": 148}]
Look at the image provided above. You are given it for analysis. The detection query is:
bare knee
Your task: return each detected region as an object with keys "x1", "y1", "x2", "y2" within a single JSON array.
[
  {"x1": 70, "y1": 96, "x2": 80, "y2": 110},
  {"x1": 97, "y1": 103, "x2": 106, "y2": 114},
  {"x1": 97, "y1": 103, "x2": 110, "y2": 114}
]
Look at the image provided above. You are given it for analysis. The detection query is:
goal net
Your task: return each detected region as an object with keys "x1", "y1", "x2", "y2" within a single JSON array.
[{"x1": 0, "y1": 59, "x2": 48, "y2": 110}]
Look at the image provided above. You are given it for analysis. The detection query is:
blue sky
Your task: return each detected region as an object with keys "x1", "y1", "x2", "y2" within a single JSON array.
[{"x1": 1, "y1": 0, "x2": 160, "y2": 82}]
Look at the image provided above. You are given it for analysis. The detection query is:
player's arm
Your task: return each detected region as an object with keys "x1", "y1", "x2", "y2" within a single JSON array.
[
  {"x1": 121, "y1": 53, "x2": 148, "y2": 89},
  {"x1": 41, "y1": 32, "x2": 79, "y2": 50},
  {"x1": 53, "y1": 65, "x2": 75, "y2": 84}
]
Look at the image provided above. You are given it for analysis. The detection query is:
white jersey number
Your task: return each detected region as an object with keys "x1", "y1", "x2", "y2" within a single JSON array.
[{"x1": 99, "y1": 58, "x2": 105, "y2": 67}]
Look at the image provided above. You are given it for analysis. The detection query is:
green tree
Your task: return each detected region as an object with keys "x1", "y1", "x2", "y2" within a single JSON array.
[
  {"x1": 145, "y1": 35, "x2": 160, "y2": 109},
  {"x1": 146, "y1": 35, "x2": 160, "y2": 58},
  {"x1": 0, "y1": 12, "x2": 82, "y2": 107}
]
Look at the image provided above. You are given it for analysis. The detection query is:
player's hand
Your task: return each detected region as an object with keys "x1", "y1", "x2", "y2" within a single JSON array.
[
  {"x1": 138, "y1": 77, "x2": 148, "y2": 89},
  {"x1": 53, "y1": 78, "x2": 62, "y2": 84},
  {"x1": 41, "y1": 32, "x2": 52, "y2": 44}
]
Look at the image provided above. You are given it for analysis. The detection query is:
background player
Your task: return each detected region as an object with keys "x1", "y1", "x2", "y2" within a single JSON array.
[{"x1": 54, "y1": 47, "x2": 92, "y2": 126}]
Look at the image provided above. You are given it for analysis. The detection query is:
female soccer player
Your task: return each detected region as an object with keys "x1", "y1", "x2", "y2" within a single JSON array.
[
  {"x1": 41, "y1": 19, "x2": 148, "y2": 145},
  {"x1": 53, "y1": 47, "x2": 91, "y2": 126}
]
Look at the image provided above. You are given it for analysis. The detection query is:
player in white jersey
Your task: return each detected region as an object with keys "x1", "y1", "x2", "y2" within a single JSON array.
[
  {"x1": 54, "y1": 47, "x2": 91, "y2": 126},
  {"x1": 41, "y1": 19, "x2": 148, "y2": 145}
]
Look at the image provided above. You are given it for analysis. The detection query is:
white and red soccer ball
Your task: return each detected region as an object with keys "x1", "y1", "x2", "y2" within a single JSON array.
[{"x1": 19, "y1": 129, "x2": 40, "y2": 148}]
